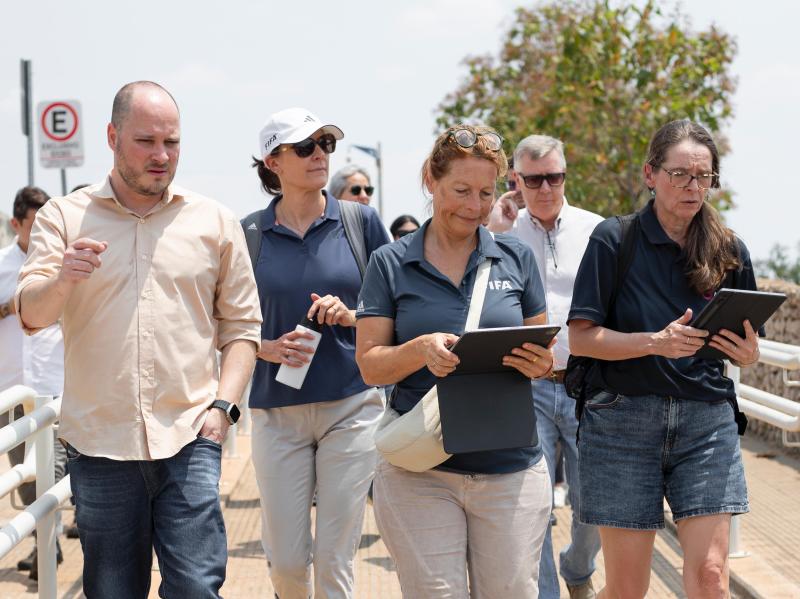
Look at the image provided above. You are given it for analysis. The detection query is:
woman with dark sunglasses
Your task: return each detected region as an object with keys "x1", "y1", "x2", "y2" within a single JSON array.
[
  {"x1": 329, "y1": 164, "x2": 374, "y2": 205},
  {"x1": 389, "y1": 214, "x2": 420, "y2": 240},
  {"x1": 247, "y1": 107, "x2": 390, "y2": 599},
  {"x1": 356, "y1": 124, "x2": 554, "y2": 597}
]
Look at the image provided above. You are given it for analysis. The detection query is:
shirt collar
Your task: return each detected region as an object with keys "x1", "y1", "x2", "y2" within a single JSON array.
[
  {"x1": 401, "y1": 219, "x2": 504, "y2": 265},
  {"x1": 91, "y1": 173, "x2": 181, "y2": 214},
  {"x1": 261, "y1": 190, "x2": 336, "y2": 232},
  {"x1": 640, "y1": 199, "x2": 679, "y2": 247}
]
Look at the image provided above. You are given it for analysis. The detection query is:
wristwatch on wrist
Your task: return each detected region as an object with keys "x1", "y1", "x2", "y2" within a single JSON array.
[{"x1": 209, "y1": 399, "x2": 241, "y2": 425}]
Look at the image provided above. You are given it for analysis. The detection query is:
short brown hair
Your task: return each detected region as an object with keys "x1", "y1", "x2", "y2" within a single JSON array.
[
  {"x1": 422, "y1": 125, "x2": 508, "y2": 187},
  {"x1": 13, "y1": 186, "x2": 49, "y2": 221}
]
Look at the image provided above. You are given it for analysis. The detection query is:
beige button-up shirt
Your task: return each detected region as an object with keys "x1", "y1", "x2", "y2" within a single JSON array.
[{"x1": 15, "y1": 176, "x2": 262, "y2": 460}]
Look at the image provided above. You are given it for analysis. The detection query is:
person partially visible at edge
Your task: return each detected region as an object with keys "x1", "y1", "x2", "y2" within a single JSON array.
[
  {"x1": 248, "y1": 107, "x2": 389, "y2": 599},
  {"x1": 0, "y1": 186, "x2": 67, "y2": 580},
  {"x1": 389, "y1": 214, "x2": 420, "y2": 241},
  {"x1": 568, "y1": 119, "x2": 761, "y2": 599},
  {"x1": 15, "y1": 81, "x2": 262, "y2": 599},
  {"x1": 356, "y1": 124, "x2": 555, "y2": 598},
  {"x1": 329, "y1": 164, "x2": 374, "y2": 205},
  {"x1": 488, "y1": 134, "x2": 602, "y2": 599}
]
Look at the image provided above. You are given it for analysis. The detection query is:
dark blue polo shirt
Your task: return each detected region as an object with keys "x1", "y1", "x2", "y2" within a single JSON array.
[
  {"x1": 357, "y1": 220, "x2": 547, "y2": 474},
  {"x1": 568, "y1": 200, "x2": 759, "y2": 401},
  {"x1": 248, "y1": 193, "x2": 389, "y2": 409}
]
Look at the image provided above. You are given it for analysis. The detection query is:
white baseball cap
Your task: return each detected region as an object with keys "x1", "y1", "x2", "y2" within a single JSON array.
[{"x1": 258, "y1": 107, "x2": 344, "y2": 158}]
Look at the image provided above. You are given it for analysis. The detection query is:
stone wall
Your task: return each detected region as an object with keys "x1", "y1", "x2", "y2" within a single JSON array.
[{"x1": 740, "y1": 278, "x2": 800, "y2": 454}]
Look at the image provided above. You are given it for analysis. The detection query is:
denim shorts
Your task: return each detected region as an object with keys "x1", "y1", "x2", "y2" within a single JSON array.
[{"x1": 577, "y1": 391, "x2": 748, "y2": 530}]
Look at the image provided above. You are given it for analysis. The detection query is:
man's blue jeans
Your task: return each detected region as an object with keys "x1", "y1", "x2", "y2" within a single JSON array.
[
  {"x1": 533, "y1": 379, "x2": 601, "y2": 598},
  {"x1": 67, "y1": 436, "x2": 227, "y2": 599}
]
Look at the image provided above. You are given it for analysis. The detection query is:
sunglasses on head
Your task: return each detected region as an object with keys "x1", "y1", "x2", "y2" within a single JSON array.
[
  {"x1": 275, "y1": 133, "x2": 337, "y2": 158},
  {"x1": 448, "y1": 128, "x2": 503, "y2": 151},
  {"x1": 517, "y1": 172, "x2": 566, "y2": 189},
  {"x1": 350, "y1": 185, "x2": 374, "y2": 197}
]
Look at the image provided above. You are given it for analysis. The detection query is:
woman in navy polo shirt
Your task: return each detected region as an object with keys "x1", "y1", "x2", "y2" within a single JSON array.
[
  {"x1": 247, "y1": 107, "x2": 389, "y2": 599},
  {"x1": 356, "y1": 125, "x2": 555, "y2": 598},
  {"x1": 568, "y1": 119, "x2": 760, "y2": 599}
]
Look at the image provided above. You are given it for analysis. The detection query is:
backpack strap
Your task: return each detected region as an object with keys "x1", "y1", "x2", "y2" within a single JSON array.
[
  {"x1": 338, "y1": 200, "x2": 368, "y2": 280},
  {"x1": 241, "y1": 209, "x2": 265, "y2": 271},
  {"x1": 608, "y1": 212, "x2": 641, "y2": 315}
]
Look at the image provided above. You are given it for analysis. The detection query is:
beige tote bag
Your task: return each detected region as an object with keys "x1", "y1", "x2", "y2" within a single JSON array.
[{"x1": 374, "y1": 252, "x2": 492, "y2": 472}]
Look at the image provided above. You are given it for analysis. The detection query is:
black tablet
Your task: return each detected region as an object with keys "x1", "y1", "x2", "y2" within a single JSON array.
[
  {"x1": 448, "y1": 325, "x2": 561, "y2": 375},
  {"x1": 691, "y1": 288, "x2": 786, "y2": 360}
]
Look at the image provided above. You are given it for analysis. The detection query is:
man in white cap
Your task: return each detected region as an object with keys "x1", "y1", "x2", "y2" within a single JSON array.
[{"x1": 16, "y1": 80, "x2": 262, "y2": 598}]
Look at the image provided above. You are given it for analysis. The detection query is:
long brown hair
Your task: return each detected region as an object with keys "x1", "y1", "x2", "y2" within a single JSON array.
[{"x1": 646, "y1": 119, "x2": 740, "y2": 295}]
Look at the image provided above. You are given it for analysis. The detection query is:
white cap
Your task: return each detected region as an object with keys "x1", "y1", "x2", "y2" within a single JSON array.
[{"x1": 258, "y1": 107, "x2": 344, "y2": 158}]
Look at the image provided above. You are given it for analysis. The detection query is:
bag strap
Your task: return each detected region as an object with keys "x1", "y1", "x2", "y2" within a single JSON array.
[
  {"x1": 464, "y1": 232, "x2": 495, "y2": 332},
  {"x1": 241, "y1": 209, "x2": 266, "y2": 271},
  {"x1": 338, "y1": 200, "x2": 368, "y2": 280},
  {"x1": 607, "y1": 212, "x2": 641, "y2": 317}
]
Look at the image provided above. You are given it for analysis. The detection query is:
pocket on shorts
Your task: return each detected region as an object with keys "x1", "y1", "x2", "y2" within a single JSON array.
[
  {"x1": 584, "y1": 389, "x2": 622, "y2": 409},
  {"x1": 61, "y1": 440, "x2": 83, "y2": 461},
  {"x1": 195, "y1": 434, "x2": 223, "y2": 450}
]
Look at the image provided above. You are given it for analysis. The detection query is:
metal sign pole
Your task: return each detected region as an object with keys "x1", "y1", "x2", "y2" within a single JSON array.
[
  {"x1": 60, "y1": 169, "x2": 67, "y2": 196},
  {"x1": 376, "y1": 141, "x2": 383, "y2": 220},
  {"x1": 20, "y1": 59, "x2": 34, "y2": 186}
]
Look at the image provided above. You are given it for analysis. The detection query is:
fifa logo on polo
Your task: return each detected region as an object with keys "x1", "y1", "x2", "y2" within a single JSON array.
[
  {"x1": 488, "y1": 280, "x2": 513, "y2": 290},
  {"x1": 264, "y1": 134, "x2": 278, "y2": 151}
]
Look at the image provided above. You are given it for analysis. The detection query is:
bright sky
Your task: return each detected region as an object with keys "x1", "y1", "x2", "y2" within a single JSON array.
[{"x1": 1, "y1": 0, "x2": 797, "y2": 260}]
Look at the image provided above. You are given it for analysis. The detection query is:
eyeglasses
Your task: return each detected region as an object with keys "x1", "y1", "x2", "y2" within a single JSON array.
[
  {"x1": 276, "y1": 133, "x2": 337, "y2": 158},
  {"x1": 396, "y1": 228, "x2": 417, "y2": 238},
  {"x1": 350, "y1": 185, "x2": 374, "y2": 197},
  {"x1": 448, "y1": 128, "x2": 503, "y2": 151},
  {"x1": 662, "y1": 169, "x2": 718, "y2": 190},
  {"x1": 517, "y1": 172, "x2": 566, "y2": 189}
]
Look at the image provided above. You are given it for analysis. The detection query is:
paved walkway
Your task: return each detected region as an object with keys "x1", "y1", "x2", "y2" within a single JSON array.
[{"x1": 0, "y1": 433, "x2": 798, "y2": 597}]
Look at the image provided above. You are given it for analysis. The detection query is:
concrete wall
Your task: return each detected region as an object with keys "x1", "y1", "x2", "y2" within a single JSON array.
[{"x1": 740, "y1": 278, "x2": 800, "y2": 454}]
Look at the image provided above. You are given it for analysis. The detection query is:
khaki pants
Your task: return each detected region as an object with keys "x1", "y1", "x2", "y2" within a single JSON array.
[
  {"x1": 251, "y1": 387, "x2": 384, "y2": 599},
  {"x1": 374, "y1": 456, "x2": 552, "y2": 599}
]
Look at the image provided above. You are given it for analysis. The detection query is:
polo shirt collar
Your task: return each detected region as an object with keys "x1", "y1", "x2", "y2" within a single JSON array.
[
  {"x1": 640, "y1": 199, "x2": 679, "y2": 247},
  {"x1": 92, "y1": 173, "x2": 180, "y2": 214},
  {"x1": 261, "y1": 190, "x2": 336, "y2": 232},
  {"x1": 401, "y1": 219, "x2": 504, "y2": 265}
]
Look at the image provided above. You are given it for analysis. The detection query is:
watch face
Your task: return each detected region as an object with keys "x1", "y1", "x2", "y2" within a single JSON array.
[{"x1": 229, "y1": 403, "x2": 241, "y2": 424}]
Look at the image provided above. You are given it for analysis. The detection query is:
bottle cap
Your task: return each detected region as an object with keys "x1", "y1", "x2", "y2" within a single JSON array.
[{"x1": 300, "y1": 315, "x2": 323, "y2": 333}]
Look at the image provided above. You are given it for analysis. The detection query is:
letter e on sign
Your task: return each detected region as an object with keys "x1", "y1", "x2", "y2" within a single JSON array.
[{"x1": 37, "y1": 100, "x2": 84, "y2": 168}]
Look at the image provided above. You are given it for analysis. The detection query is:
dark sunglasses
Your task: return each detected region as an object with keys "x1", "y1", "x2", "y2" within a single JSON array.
[
  {"x1": 396, "y1": 228, "x2": 417, "y2": 238},
  {"x1": 517, "y1": 172, "x2": 566, "y2": 189},
  {"x1": 350, "y1": 185, "x2": 374, "y2": 197},
  {"x1": 448, "y1": 128, "x2": 503, "y2": 151},
  {"x1": 276, "y1": 133, "x2": 337, "y2": 158}
]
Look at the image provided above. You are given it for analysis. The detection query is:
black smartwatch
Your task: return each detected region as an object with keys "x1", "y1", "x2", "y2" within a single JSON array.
[{"x1": 209, "y1": 399, "x2": 241, "y2": 425}]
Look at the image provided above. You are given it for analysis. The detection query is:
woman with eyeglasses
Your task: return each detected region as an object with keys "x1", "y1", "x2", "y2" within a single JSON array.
[
  {"x1": 568, "y1": 119, "x2": 761, "y2": 598},
  {"x1": 247, "y1": 107, "x2": 390, "y2": 599},
  {"x1": 329, "y1": 164, "x2": 374, "y2": 205},
  {"x1": 389, "y1": 214, "x2": 420, "y2": 240},
  {"x1": 356, "y1": 124, "x2": 554, "y2": 598}
]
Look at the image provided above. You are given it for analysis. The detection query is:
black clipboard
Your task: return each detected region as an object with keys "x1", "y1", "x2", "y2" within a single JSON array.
[
  {"x1": 437, "y1": 325, "x2": 560, "y2": 454},
  {"x1": 691, "y1": 289, "x2": 786, "y2": 360}
]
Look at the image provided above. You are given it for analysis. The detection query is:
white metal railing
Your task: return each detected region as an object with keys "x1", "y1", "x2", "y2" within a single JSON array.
[
  {"x1": 724, "y1": 338, "x2": 800, "y2": 558},
  {"x1": 0, "y1": 386, "x2": 69, "y2": 598}
]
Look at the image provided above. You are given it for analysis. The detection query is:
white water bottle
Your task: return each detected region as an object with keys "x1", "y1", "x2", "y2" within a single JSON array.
[{"x1": 275, "y1": 317, "x2": 323, "y2": 390}]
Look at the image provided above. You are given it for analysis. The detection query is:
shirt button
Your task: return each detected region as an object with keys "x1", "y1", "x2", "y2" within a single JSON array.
[
  {"x1": 142, "y1": 370, "x2": 148, "y2": 377},
  {"x1": 139, "y1": 218, "x2": 145, "y2": 224}
]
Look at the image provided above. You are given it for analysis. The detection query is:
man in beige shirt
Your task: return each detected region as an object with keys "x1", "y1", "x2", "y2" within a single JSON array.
[{"x1": 16, "y1": 81, "x2": 261, "y2": 599}]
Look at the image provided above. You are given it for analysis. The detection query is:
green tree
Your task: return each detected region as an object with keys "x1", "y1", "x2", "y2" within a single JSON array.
[
  {"x1": 435, "y1": 0, "x2": 737, "y2": 216},
  {"x1": 756, "y1": 243, "x2": 800, "y2": 284}
]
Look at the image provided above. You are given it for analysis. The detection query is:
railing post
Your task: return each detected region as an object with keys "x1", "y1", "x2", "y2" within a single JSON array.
[
  {"x1": 725, "y1": 363, "x2": 749, "y2": 558},
  {"x1": 34, "y1": 395, "x2": 57, "y2": 598}
]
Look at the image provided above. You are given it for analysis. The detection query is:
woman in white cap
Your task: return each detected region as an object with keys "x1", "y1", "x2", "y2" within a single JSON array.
[{"x1": 247, "y1": 107, "x2": 390, "y2": 599}]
